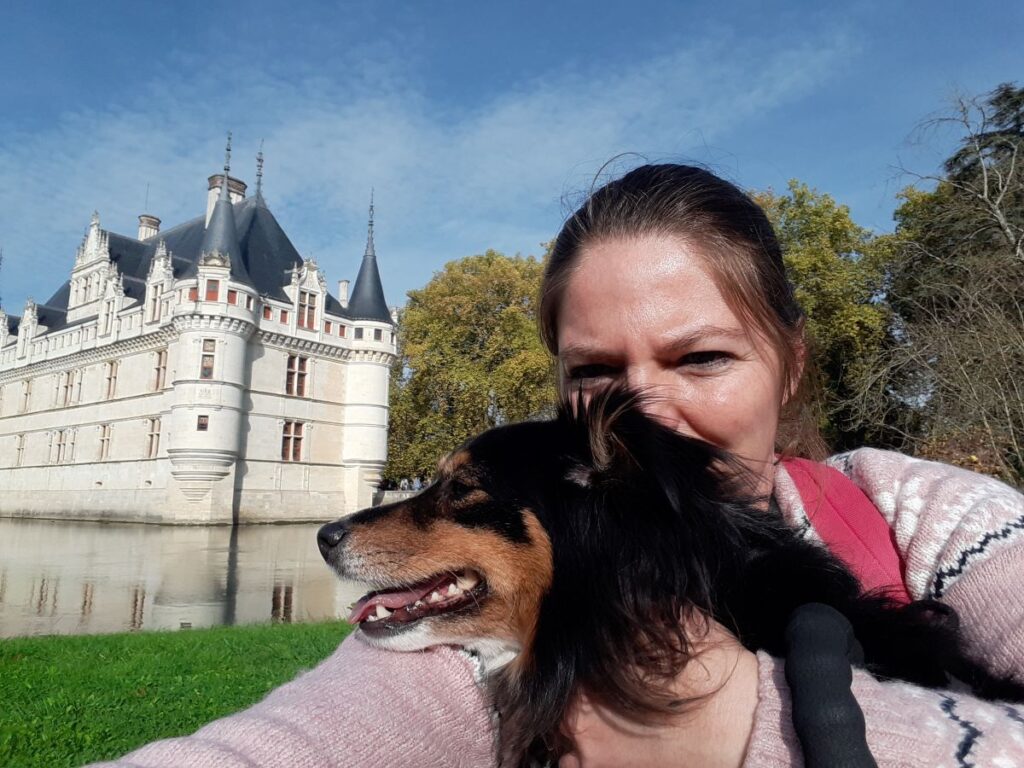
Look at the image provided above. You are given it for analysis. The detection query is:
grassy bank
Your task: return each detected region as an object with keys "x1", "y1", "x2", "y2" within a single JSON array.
[{"x1": 0, "y1": 621, "x2": 354, "y2": 768}]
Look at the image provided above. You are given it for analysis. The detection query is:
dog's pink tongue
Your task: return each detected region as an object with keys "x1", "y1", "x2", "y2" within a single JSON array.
[{"x1": 348, "y1": 575, "x2": 450, "y2": 623}]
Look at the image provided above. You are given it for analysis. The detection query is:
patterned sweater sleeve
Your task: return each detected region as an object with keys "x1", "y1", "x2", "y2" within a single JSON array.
[
  {"x1": 827, "y1": 448, "x2": 1024, "y2": 684},
  {"x1": 87, "y1": 635, "x2": 498, "y2": 768}
]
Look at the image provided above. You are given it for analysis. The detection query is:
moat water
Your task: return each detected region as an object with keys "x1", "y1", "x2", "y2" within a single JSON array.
[{"x1": 0, "y1": 518, "x2": 367, "y2": 637}]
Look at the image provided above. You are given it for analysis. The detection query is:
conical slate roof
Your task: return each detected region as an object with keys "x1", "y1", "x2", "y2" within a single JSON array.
[
  {"x1": 200, "y1": 173, "x2": 252, "y2": 285},
  {"x1": 346, "y1": 198, "x2": 392, "y2": 323}
]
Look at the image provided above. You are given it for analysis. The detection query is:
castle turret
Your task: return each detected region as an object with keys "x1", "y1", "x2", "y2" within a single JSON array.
[
  {"x1": 166, "y1": 136, "x2": 256, "y2": 522},
  {"x1": 339, "y1": 194, "x2": 396, "y2": 509}
]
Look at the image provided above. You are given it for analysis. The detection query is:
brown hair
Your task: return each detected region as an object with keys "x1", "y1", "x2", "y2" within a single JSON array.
[{"x1": 539, "y1": 163, "x2": 827, "y2": 459}]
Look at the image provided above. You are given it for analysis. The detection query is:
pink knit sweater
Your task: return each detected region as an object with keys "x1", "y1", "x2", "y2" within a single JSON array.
[{"x1": 92, "y1": 449, "x2": 1024, "y2": 767}]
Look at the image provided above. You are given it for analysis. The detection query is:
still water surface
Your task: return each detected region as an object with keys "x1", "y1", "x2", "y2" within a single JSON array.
[{"x1": 0, "y1": 518, "x2": 367, "y2": 638}]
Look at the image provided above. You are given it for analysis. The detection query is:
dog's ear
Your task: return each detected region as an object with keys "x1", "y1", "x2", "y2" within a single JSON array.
[
  {"x1": 562, "y1": 384, "x2": 756, "y2": 507},
  {"x1": 558, "y1": 384, "x2": 643, "y2": 475}
]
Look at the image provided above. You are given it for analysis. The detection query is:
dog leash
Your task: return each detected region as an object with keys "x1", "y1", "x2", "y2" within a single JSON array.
[{"x1": 784, "y1": 603, "x2": 878, "y2": 768}]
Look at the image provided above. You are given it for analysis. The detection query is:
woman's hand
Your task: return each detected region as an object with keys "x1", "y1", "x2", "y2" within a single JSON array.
[{"x1": 558, "y1": 620, "x2": 759, "y2": 768}]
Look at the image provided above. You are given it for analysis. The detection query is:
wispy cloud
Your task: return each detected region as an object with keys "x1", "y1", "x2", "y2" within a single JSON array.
[{"x1": 0, "y1": 29, "x2": 855, "y2": 310}]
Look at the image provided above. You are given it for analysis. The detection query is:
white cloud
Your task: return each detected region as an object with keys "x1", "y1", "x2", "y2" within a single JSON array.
[{"x1": 0, "y1": 30, "x2": 855, "y2": 311}]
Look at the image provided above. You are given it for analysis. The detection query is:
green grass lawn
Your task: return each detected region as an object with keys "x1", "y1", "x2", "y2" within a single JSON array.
[{"x1": 0, "y1": 621, "x2": 354, "y2": 768}]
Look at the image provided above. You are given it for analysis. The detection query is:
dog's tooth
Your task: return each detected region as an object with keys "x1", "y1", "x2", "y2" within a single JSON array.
[
  {"x1": 429, "y1": 591, "x2": 443, "y2": 603},
  {"x1": 456, "y1": 574, "x2": 478, "y2": 591},
  {"x1": 447, "y1": 583, "x2": 460, "y2": 596},
  {"x1": 374, "y1": 604, "x2": 392, "y2": 619}
]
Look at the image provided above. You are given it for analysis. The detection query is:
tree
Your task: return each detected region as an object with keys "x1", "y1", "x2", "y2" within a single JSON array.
[
  {"x1": 847, "y1": 83, "x2": 1024, "y2": 481},
  {"x1": 385, "y1": 250, "x2": 556, "y2": 481},
  {"x1": 754, "y1": 182, "x2": 891, "y2": 449}
]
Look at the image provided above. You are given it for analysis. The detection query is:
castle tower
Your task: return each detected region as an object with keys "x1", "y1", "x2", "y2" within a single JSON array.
[
  {"x1": 166, "y1": 137, "x2": 257, "y2": 521},
  {"x1": 339, "y1": 193, "x2": 395, "y2": 510}
]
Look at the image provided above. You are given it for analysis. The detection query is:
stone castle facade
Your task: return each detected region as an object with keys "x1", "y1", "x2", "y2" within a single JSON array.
[{"x1": 0, "y1": 154, "x2": 396, "y2": 524}]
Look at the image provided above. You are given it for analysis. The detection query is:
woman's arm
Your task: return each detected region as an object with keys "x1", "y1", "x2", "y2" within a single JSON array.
[
  {"x1": 747, "y1": 652, "x2": 1024, "y2": 767},
  {"x1": 87, "y1": 635, "x2": 497, "y2": 768},
  {"x1": 830, "y1": 448, "x2": 1024, "y2": 684}
]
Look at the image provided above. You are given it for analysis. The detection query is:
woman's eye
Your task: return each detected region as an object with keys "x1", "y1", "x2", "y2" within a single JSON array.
[
  {"x1": 565, "y1": 364, "x2": 616, "y2": 382},
  {"x1": 679, "y1": 350, "x2": 731, "y2": 368}
]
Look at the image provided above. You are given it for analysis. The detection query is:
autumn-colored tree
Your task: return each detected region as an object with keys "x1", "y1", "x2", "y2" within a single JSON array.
[
  {"x1": 384, "y1": 250, "x2": 555, "y2": 481},
  {"x1": 754, "y1": 182, "x2": 891, "y2": 448}
]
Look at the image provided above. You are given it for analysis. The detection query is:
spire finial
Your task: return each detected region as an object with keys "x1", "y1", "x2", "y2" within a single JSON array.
[
  {"x1": 219, "y1": 132, "x2": 233, "y2": 203},
  {"x1": 364, "y1": 189, "x2": 376, "y2": 258},
  {"x1": 255, "y1": 139, "x2": 265, "y2": 201}
]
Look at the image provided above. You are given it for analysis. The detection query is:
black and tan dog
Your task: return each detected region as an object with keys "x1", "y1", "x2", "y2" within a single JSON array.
[{"x1": 318, "y1": 388, "x2": 1023, "y2": 766}]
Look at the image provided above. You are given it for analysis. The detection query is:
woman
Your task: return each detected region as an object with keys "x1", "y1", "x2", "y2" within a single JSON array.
[{"x1": 93, "y1": 165, "x2": 1024, "y2": 767}]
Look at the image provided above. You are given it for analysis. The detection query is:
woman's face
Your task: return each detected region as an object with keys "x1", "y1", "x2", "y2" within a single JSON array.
[{"x1": 556, "y1": 233, "x2": 793, "y2": 495}]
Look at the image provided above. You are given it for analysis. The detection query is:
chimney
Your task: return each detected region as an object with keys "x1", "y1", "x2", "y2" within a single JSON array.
[
  {"x1": 205, "y1": 174, "x2": 248, "y2": 226},
  {"x1": 138, "y1": 214, "x2": 161, "y2": 240},
  {"x1": 338, "y1": 279, "x2": 350, "y2": 308}
]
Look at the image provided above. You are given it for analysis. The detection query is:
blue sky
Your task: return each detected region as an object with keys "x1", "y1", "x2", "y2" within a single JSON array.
[{"x1": 0, "y1": 0, "x2": 1020, "y2": 311}]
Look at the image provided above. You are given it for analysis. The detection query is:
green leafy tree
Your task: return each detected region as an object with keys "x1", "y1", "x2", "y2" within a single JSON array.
[
  {"x1": 754, "y1": 182, "x2": 890, "y2": 448},
  {"x1": 385, "y1": 250, "x2": 556, "y2": 481}
]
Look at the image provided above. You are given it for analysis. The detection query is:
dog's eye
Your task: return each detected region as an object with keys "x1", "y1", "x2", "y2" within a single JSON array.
[{"x1": 448, "y1": 479, "x2": 475, "y2": 499}]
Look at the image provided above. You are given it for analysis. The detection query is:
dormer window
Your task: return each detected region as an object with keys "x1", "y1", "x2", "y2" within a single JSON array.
[
  {"x1": 298, "y1": 291, "x2": 317, "y2": 329},
  {"x1": 205, "y1": 280, "x2": 220, "y2": 301}
]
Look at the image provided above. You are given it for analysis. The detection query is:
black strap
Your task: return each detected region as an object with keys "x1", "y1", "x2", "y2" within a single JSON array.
[{"x1": 783, "y1": 603, "x2": 877, "y2": 768}]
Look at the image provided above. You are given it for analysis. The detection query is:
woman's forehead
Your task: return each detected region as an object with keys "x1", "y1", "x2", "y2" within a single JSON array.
[{"x1": 559, "y1": 235, "x2": 743, "y2": 343}]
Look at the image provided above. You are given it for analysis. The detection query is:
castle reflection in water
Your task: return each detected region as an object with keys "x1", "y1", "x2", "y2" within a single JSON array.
[{"x1": 0, "y1": 518, "x2": 365, "y2": 637}]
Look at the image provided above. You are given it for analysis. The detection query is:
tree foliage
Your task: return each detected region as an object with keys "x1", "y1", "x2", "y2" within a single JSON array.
[
  {"x1": 384, "y1": 250, "x2": 555, "y2": 481},
  {"x1": 846, "y1": 82, "x2": 1024, "y2": 481},
  {"x1": 754, "y1": 182, "x2": 890, "y2": 448}
]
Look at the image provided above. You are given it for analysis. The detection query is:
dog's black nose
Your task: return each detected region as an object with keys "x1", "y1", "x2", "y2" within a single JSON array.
[{"x1": 317, "y1": 520, "x2": 350, "y2": 561}]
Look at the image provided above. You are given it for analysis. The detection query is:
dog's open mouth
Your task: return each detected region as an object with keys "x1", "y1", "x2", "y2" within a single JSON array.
[{"x1": 348, "y1": 569, "x2": 487, "y2": 634}]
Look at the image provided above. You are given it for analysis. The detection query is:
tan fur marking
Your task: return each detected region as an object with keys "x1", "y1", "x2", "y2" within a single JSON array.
[
  {"x1": 437, "y1": 449, "x2": 471, "y2": 476},
  {"x1": 343, "y1": 500, "x2": 554, "y2": 662}
]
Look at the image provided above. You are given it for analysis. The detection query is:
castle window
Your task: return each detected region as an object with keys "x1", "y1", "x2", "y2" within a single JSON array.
[
  {"x1": 373, "y1": 328, "x2": 383, "y2": 342},
  {"x1": 298, "y1": 291, "x2": 317, "y2": 329},
  {"x1": 99, "y1": 424, "x2": 111, "y2": 461},
  {"x1": 53, "y1": 429, "x2": 74, "y2": 464},
  {"x1": 227, "y1": 289, "x2": 238, "y2": 305},
  {"x1": 205, "y1": 280, "x2": 220, "y2": 302},
  {"x1": 15, "y1": 434, "x2": 25, "y2": 467},
  {"x1": 61, "y1": 371, "x2": 74, "y2": 407},
  {"x1": 188, "y1": 286, "x2": 198, "y2": 301},
  {"x1": 324, "y1": 320, "x2": 332, "y2": 335},
  {"x1": 104, "y1": 361, "x2": 119, "y2": 399},
  {"x1": 72, "y1": 370, "x2": 82, "y2": 404},
  {"x1": 354, "y1": 328, "x2": 364, "y2": 340},
  {"x1": 246, "y1": 295, "x2": 254, "y2": 310},
  {"x1": 281, "y1": 309, "x2": 289, "y2": 324},
  {"x1": 146, "y1": 418, "x2": 161, "y2": 459},
  {"x1": 148, "y1": 291, "x2": 160, "y2": 322},
  {"x1": 102, "y1": 300, "x2": 115, "y2": 335},
  {"x1": 263, "y1": 305, "x2": 272, "y2": 320},
  {"x1": 20, "y1": 379, "x2": 32, "y2": 413},
  {"x1": 197, "y1": 415, "x2": 209, "y2": 431},
  {"x1": 281, "y1": 421, "x2": 303, "y2": 462},
  {"x1": 53, "y1": 372, "x2": 65, "y2": 407},
  {"x1": 200, "y1": 339, "x2": 216, "y2": 380},
  {"x1": 286, "y1": 355, "x2": 308, "y2": 397},
  {"x1": 339, "y1": 325, "x2": 346, "y2": 338},
  {"x1": 154, "y1": 349, "x2": 168, "y2": 391}
]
